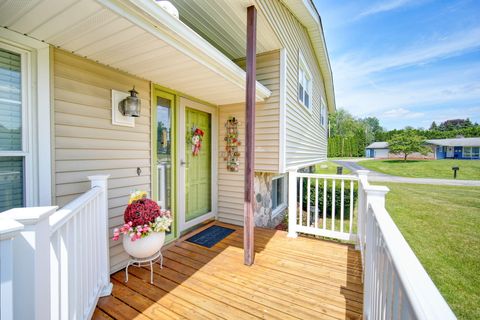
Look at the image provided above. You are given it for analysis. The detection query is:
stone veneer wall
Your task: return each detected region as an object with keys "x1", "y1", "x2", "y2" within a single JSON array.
[{"x1": 254, "y1": 172, "x2": 287, "y2": 228}]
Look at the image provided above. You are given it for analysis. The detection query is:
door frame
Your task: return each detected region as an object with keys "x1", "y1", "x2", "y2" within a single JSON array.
[{"x1": 177, "y1": 97, "x2": 218, "y2": 232}]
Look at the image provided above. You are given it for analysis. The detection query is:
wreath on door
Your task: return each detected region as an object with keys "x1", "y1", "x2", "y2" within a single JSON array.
[{"x1": 191, "y1": 126, "x2": 204, "y2": 156}]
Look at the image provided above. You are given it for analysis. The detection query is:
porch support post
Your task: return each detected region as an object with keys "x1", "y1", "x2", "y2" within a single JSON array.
[{"x1": 244, "y1": 5, "x2": 257, "y2": 266}]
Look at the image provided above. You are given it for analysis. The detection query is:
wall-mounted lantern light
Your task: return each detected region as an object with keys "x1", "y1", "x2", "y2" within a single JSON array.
[{"x1": 119, "y1": 86, "x2": 141, "y2": 117}]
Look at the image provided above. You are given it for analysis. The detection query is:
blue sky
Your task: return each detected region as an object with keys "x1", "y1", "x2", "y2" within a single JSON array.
[{"x1": 313, "y1": 0, "x2": 480, "y2": 130}]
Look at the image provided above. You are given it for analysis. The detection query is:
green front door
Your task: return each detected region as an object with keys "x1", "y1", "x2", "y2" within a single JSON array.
[{"x1": 185, "y1": 108, "x2": 211, "y2": 221}]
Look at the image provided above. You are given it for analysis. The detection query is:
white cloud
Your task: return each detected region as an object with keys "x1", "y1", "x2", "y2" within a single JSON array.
[
  {"x1": 334, "y1": 27, "x2": 480, "y2": 80},
  {"x1": 358, "y1": 0, "x2": 416, "y2": 18},
  {"x1": 330, "y1": 25, "x2": 480, "y2": 126},
  {"x1": 380, "y1": 108, "x2": 424, "y2": 119}
]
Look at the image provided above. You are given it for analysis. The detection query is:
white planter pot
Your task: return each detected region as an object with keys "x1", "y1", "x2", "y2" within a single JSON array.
[{"x1": 123, "y1": 231, "x2": 165, "y2": 259}]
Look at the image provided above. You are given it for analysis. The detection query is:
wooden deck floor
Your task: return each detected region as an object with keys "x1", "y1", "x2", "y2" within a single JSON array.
[{"x1": 94, "y1": 222, "x2": 363, "y2": 320}]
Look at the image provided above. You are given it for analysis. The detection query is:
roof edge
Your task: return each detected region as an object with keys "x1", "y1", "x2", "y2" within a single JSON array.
[{"x1": 100, "y1": 0, "x2": 271, "y2": 102}]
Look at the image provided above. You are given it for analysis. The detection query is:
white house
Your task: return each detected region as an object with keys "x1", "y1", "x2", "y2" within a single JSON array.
[{"x1": 0, "y1": 1, "x2": 456, "y2": 319}]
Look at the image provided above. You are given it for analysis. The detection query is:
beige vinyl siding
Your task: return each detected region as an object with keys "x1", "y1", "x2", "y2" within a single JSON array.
[
  {"x1": 53, "y1": 49, "x2": 151, "y2": 273},
  {"x1": 217, "y1": 104, "x2": 245, "y2": 226},
  {"x1": 235, "y1": 50, "x2": 281, "y2": 172},
  {"x1": 259, "y1": 0, "x2": 328, "y2": 168},
  {"x1": 216, "y1": 51, "x2": 280, "y2": 225}
]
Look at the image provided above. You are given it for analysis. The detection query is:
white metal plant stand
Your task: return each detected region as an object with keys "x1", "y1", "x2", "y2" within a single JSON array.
[{"x1": 125, "y1": 250, "x2": 163, "y2": 284}]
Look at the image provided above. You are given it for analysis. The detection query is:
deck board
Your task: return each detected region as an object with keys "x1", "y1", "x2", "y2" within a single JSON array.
[{"x1": 96, "y1": 222, "x2": 363, "y2": 319}]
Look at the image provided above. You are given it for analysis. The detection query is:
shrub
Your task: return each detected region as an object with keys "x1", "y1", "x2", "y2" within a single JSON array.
[{"x1": 299, "y1": 179, "x2": 357, "y2": 220}]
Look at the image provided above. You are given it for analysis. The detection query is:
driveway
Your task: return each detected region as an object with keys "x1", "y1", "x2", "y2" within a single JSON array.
[{"x1": 333, "y1": 160, "x2": 480, "y2": 187}]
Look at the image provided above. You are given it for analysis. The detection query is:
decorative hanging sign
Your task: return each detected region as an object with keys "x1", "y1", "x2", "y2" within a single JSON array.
[
  {"x1": 191, "y1": 126, "x2": 204, "y2": 156},
  {"x1": 223, "y1": 116, "x2": 241, "y2": 172}
]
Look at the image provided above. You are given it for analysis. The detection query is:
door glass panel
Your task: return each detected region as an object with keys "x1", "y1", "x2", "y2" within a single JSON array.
[
  {"x1": 0, "y1": 49, "x2": 22, "y2": 151},
  {"x1": 0, "y1": 157, "x2": 23, "y2": 212},
  {"x1": 156, "y1": 97, "x2": 172, "y2": 235}
]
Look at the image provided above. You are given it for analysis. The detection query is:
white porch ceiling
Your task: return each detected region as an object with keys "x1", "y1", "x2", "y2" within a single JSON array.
[
  {"x1": 0, "y1": 0, "x2": 271, "y2": 105},
  {"x1": 170, "y1": 0, "x2": 281, "y2": 60}
]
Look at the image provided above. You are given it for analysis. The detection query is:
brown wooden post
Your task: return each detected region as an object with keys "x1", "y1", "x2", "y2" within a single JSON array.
[{"x1": 244, "y1": 5, "x2": 256, "y2": 266}]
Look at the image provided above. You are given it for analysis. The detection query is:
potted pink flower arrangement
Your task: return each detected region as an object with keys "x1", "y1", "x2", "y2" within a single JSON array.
[{"x1": 113, "y1": 191, "x2": 172, "y2": 259}]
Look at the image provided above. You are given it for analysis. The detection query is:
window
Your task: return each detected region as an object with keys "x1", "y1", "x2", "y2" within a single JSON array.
[
  {"x1": 463, "y1": 147, "x2": 472, "y2": 158},
  {"x1": 272, "y1": 175, "x2": 287, "y2": 216},
  {"x1": 473, "y1": 147, "x2": 479, "y2": 158},
  {"x1": 298, "y1": 53, "x2": 312, "y2": 109},
  {"x1": 320, "y1": 98, "x2": 327, "y2": 127},
  {"x1": 0, "y1": 47, "x2": 26, "y2": 212}
]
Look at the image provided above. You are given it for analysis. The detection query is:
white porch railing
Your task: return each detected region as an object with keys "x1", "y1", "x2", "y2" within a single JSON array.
[
  {"x1": 288, "y1": 170, "x2": 358, "y2": 241},
  {"x1": 288, "y1": 169, "x2": 456, "y2": 319},
  {"x1": 0, "y1": 175, "x2": 111, "y2": 320}
]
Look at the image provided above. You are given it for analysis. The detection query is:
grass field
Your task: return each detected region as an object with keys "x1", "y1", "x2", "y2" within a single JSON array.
[
  {"x1": 378, "y1": 182, "x2": 480, "y2": 319},
  {"x1": 314, "y1": 161, "x2": 352, "y2": 175},
  {"x1": 358, "y1": 159, "x2": 480, "y2": 180}
]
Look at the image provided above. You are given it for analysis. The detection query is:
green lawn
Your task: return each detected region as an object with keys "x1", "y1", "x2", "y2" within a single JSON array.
[
  {"x1": 315, "y1": 161, "x2": 351, "y2": 175},
  {"x1": 358, "y1": 159, "x2": 480, "y2": 180},
  {"x1": 378, "y1": 183, "x2": 480, "y2": 319}
]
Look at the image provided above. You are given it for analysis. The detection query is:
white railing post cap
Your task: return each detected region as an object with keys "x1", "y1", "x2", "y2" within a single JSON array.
[
  {"x1": 0, "y1": 217, "x2": 24, "y2": 240},
  {"x1": 356, "y1": 170, "x2": 369, "y2": 176},
  {"x1": 364, "y1": 185, "x2": 390, "y2": 196},
  {"x1": 1, "y1": 206, "x2": 58, "y2": 225},
  {"x1": 88, "y1": 174, "x2": 111, "y2": 181}
]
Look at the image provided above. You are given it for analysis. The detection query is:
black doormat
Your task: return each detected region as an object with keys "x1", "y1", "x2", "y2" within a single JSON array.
[{"x1": 186, "y1": 225, "x2": 236, "y2": 248}]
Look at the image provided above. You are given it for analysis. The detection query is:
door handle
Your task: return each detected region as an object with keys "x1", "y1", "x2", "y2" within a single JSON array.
[{"x1": 180, "y1": 160, "x2": 187, "y2": 166}]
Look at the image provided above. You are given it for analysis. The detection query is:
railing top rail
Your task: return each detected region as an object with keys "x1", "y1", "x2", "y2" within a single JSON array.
[
  {"x1": 369, "y1": 202, "x2": 456, "y2": 319},
  {"x1": 295, "y1": 172, "x2": 360, "y2": 181},
  {"x1": 0, "y1": 216, "x2": 24, "y2": 240},
  {"x1": 49, "y1": 186, "x2": 102, "y2": 234}
]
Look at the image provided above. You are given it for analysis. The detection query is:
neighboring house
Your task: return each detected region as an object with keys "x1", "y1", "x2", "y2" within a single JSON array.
[
  {"x1": 365, "y1": 141, "x2": 435, "y2": 159},
  {"x1": 0, "y1": 0, "x2": 333, "y2": 273},
  {"x1": 426, "y1": 137, "x2": 480, "y2": 159},
  {"x1": 365, "y1": 141, "x2": 389, "y2": 158}
]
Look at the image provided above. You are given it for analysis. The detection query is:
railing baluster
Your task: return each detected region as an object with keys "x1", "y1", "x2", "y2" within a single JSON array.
[
  {"x1": 69, "y1": 215, "x2": 77, "y2": 320},
  {"x1": 323, "y1": 178, "x2": 327, "y2": 230},
  {"x1": 50, "y1": 231, "x2": 60, "y2": 320},
  {"x1": 340, "y1": 180, "x2": 344, "y2": 233},
  {"x1": 331, "y1": 179, "x2": 336, "y2": 231},
  {"x1": 349, "y1": 180, "x2": 354, "y2": 234},
  {"x1": 314, "y1": 178, "x2": 319, "y2": 229},
  {"x1": 93, "y1": 197, "x2": 99, "y2": 291},
  {"x1": 60, "y1": 225, "x2": 69, "y2": 319},
  {"x1": 299, "y1": 177, "x2": 303, "y2": 227},
  {"x1": 86, "y1": 203, "x2": 92, "y2": 308},
  {"x1": 306, "y1": 178, "x2": 311, "y2": 227}
]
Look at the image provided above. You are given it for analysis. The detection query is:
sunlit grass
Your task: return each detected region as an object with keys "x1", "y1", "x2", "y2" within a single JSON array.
[
  {"x1": 379, "y1": 182, "x2": 480, "y2": 319},
  {"x1": 358, "y1": 159, "x2": 480, "y2": 180}
]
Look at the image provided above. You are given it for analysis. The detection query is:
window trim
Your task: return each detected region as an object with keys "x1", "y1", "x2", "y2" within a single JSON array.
[
  {"x1": 0, "y1": 28, "x2": 52, "y2": 208},
  {"x1": 272, "y1": 174, "x2": 287, "y2": 218},
  {"x1": 297, "y1": 51, "x2": 312, "y2": 111},
  {"x1": 320, "y1": 97, "x2": 327, "y2": 127}
]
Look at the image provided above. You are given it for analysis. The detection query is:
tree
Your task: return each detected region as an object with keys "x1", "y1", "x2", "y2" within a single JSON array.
[
  {"x1": 387, "y1": 131, "x2": 430, "y2": 162},
  {"x1": 430, "y1": 121, "x2": 437, "y2": 130},
  {"x1": 362, "y1": 117, "x2": 385, "y2": 144}
]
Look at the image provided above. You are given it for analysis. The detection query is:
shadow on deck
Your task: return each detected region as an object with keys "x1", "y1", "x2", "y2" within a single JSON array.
[{"x1": 94, "y1": 222, "x2": 363, "y2": 320}]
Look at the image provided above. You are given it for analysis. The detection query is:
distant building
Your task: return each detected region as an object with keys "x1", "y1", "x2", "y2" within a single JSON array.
[
  {"x1": 425, "y1": 137, "x2": 480, "y2": 160},
  {"x1": 365, "y1": 141, "x2": 435, "y2": 159},
  {"x1": 365, "y1": 142, "x2": 389, "y2": 158}
]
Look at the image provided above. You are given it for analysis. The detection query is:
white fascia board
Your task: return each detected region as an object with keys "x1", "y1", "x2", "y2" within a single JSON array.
[{"x1": 98, "y1": 0, "x2": 271, "y2": 101}]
